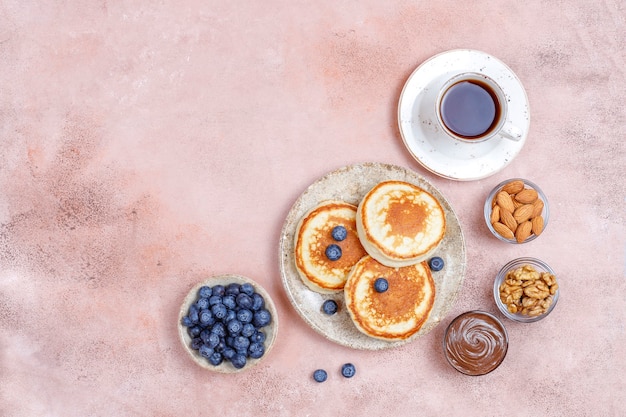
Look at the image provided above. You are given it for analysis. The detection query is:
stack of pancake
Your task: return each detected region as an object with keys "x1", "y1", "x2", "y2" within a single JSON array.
[{"x1": 294, "y1": 180, "x2": 447, "y2": 341}]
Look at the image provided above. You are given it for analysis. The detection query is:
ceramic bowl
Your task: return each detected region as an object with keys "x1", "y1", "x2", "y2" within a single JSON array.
[
  {"x1": 493, "y1": 257, "x2": 559, "y2": 323},
  {"x1": 178, "y1": 274, "x2": 278, "y2": 373},
  {"x1": 484, "y1": 178, "x2": 549, "y2": 243}
]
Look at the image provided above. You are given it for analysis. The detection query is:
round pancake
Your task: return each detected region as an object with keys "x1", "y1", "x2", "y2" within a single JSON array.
[
  {"x1": 294, "y1": 200, "x2": 368, "y2": 293},
  {"x1": 357, "y1": 180, "x2": 446, "y2": 267},
  {"x1": 344, "y1": 255, "x2": 436, "y2": 341}
]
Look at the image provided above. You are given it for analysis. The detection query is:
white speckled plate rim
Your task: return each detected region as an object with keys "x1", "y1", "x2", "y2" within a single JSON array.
[
  {"x1": 278, "y1": 162, "x2": 466, "y2": 350},
  {"x1": 398, "y1": 49, "x2": 530, "y2": 181}
]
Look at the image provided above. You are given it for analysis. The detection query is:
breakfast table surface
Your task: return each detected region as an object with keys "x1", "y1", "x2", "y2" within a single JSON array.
[{"x1": 1, "y1": 1, "x2": 624, "y2": 416}]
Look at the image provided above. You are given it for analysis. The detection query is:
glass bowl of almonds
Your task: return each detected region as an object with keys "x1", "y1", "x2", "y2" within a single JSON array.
[
  {"x1": 484, "y1": 178, "x2": 549, "y2": 244},
  {"x1": 494, "y1": 257, "x2": 559, "y2": 323}
]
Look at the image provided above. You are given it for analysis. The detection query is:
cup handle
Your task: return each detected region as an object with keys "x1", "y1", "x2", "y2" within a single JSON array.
[{"x1": 499, "y1": 121, "x2": 523, "y2": 141}]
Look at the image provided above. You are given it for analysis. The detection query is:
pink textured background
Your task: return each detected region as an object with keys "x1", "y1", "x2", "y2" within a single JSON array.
[{"x1": 1, "y1": 1, "x2": 624, "y2": 416}]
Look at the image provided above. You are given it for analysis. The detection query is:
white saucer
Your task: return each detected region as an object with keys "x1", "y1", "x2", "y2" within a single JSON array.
[{"x1": 398, "y1": 49, "x2": 530, "y2": 181}]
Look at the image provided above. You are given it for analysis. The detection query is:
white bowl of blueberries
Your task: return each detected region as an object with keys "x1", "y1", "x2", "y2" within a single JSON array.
[{"x1": 178, "y1": 274, "x2": 278, "y2": 373}]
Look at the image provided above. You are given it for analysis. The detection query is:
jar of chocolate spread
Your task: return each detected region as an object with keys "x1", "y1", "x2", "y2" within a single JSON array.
[{"x1": 443, "y1": 311, "x2": 508, "y2": 376}]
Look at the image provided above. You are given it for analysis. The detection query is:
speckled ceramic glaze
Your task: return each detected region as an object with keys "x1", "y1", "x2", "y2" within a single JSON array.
[
  {"x1": 178, "y1": 274, "x2": 279, "y2": 373},
  {"x1": 398, "y1": 49, "x2": 530, "y2": 181},
  {"x1": 279, "y1": 162, "x2": 466, "y2": 350}
]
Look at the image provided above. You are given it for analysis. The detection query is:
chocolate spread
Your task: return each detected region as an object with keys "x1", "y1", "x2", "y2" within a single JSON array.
[{"x1": 444, "y1": 311, "x2": 508, "y2": 376}]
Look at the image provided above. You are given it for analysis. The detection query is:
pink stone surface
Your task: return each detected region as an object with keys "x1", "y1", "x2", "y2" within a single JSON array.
[{"x1": 1, "y1": 1, "x2": 624, "y2": 416}]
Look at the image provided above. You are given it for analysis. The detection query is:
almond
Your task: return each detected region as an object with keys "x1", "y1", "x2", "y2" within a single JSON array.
[
  {"x1": 496, "y1": 191, "x2": 515, "y2": 213},
  {"x1": 493, "y1": 222, "x2": 514, "y2": 239},
  {"x1": 515, "y1": 188, "x2": 538, "y2": 204},
  {"x1": 531, "y1": 199, "x2": 544, "y2": 218},
  {"x1": 513, "y1": 204, "x2": 534, "y2": 224},
  {"x1": 500, "y1": 209, "x2": 518, "y2": 233},
  {"x1": 532, "y1": 216, "x2": 544, "y2": 236},
  {"x1": 502, "y1": 180, "x2": 524, "y2": 194},
  {"x1": 515, "y1": 220, "x2": 532, "y2": 243},
  {"x1": 490, "y1": 204, "x2": 501, "y2": 224}
]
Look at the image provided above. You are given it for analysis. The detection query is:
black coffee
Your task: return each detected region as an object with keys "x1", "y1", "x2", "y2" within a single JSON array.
[{"x1": 440, "y1": 80, "x2": 500, "y2": 139}]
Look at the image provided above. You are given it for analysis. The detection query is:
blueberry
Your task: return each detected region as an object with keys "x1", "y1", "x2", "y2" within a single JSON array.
[
  {"x1": 187, "y1": 304, "x2": 199, "y2": 323},
  {"x1": 198, "y1": 285, "x2": 212, "y2": 298},
  {"x1": 251, "y1": 293, "x2": 265, "y2": 311},
  {"x1": 215, "y1": 338, "x2": 226, "y2": 353},
  {"x1": 231, "y1": 353, "x2": 247, "y2": 369},
  {"x1": 248, "y1": 342, "x2": 265, "y2": 359},
  {"x1": 374, "y1": 278, "x2": 389, "y2": 293},
  {"x1": 190, "y1": 337, "x2": 203, "y2": 350},
  {"x1": 211, "y1": 285, "x2": 225, "y2": 296},
  {"x1": 200, "y1": 329, "x2": 212, "y2": 344},
  {"x1": 187, "y1": 325, "x2": 202, "y2": 338},
  {"x1": 223, "y1": 294, "x2": 237, "y2": 310},
  {"x1": 241, "y1": 323, "x2": 256, "y2": 338},
  {"x1": 236, "y1": 293, "x2": 253, "y2": 309},
  {"x1": 313, "y1": 369, "x2": 327, "y2": 383},
  {"x1": 341, "y1": 363, "x2": 356, "y2": 378},
  {"x1": 237, "y1": 308, "x2": 253, "y2": 324},
  {"x1": 208, "y1": 295, "x2": 222, "y2": 306},
  {"x1": 225, "y1": 283, "x2": 241, "y2": 296},
  {"x1": 325, "y1": 244, "x2": 342, "y2": 261},
  {"x1": 428, "y1": 256, "x2": 444, "y2": 272},
  {"x1": 181, "y1": 316, "x2": 194, "y2": 327},
  {"x1": 232, "y1": 335, "x2": 250, "y2": 351},
  {"x1": 207, "y1": 332, "x2": 220, "y2": 348},
  {"x1": 240, "y1": 283, "x2": 255, "y2": 296},
  {"x1": 227, "y1": 319, "x2": 243, "y2": 335},
  {"x1": 331, "y1": 225, "x2": 347, "y2": 241},
  {"x1": 211, "y1": 304, "x2": 227, "y2": 320},
  {"x1": 251, "y1": 331, "x2": 266, "y2": 344},
  {"x1": 208, "y1": 351, "x2": 223, "y2": 366},
  {"x1": 199, "y1": 309, "x2": 214, "y2": 326},
  {"x1": 253, "y1": 309, "x2": 272, "y2": 328},
  {"x1": 222, "y1": 347, "x2": 236, "y2": 360},
  {"x1": 322, "y1": 299, "x2": 338, "y2": 315},
  {"x1": 195, "y1": 297, "x2": 210, "y2": 310},
  {"x1": 199, "y1": 344, "x2": 214, "y2": 359},
  {"x1": 211, "y1": 321, "x2": 226, "y2": 337},
  {"x1": 224, "y1": 309, "x2": 237, "y2": 323}
]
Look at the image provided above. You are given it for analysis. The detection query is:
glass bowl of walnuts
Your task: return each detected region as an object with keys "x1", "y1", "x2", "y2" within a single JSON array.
[
  {"x1": 484, "y1": 178, "x2": 549, "y2": 244},
  {"x1": 493, "y1": 257, "x2": 559, "y2": 323}
]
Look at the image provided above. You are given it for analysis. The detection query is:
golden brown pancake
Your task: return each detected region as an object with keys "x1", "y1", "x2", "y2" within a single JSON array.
[
  {"x1": 294, "y1": 200, "x2": 368, "y2": 293},
  {"x1": 344, "y1": 255, "x2": 435, "y2": 341},
  {"x1": 357, "y1": 180, "x2": 446, "y2": 267}
]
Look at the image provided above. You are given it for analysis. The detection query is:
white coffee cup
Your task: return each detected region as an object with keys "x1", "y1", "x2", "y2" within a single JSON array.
[{"x1": 435, "y1": 72, "x2": 522, "y2": 143}]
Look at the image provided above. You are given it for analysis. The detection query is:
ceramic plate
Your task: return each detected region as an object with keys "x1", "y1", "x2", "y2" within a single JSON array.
[
  {"x1": 278, "y1": 162, "x2": 466, "y2": 350},
  {"x1": 178, "y1": 274, "x2": 279, "y2": 373},
  {"x1": 398, "y1": 49, "x2": 530, "y2": 181}
]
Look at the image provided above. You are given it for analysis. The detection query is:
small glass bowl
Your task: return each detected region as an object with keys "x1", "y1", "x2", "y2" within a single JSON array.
[
  {"x1": 484, "y1": 178, "x2": 549, "y2": 244},
  {"x1": 443, "y1": 310, "x2": 509, "y2": 376},
  {"x1": 178, "y1": 274, "x2": 279, "y2": 373},
  {"x1": 493, "y1": 257, "x2": 559, "y2": 323}
]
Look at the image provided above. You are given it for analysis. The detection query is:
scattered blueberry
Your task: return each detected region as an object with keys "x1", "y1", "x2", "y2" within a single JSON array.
[
  {"x1": 325, "y1": 244, "x2": 342, "y2": 261},
  {"x1": 331, "y1": 225, "x2": 347, "y2": 241},
  {"x1": 374, "y1": 278, "x2": 389, "y2": 293},
  {"x1": 341, "y1": 363, "x2": 356, "y2": 378},
  {"x1": 428, "y1": 256, "x2": 444, "y2": 272},
  {"x1": 313, "y1": 369, "x2": 328, "y2": 383},
  {"x1": 322, "y1": 299, "x2": 338, "y2": 315}
]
